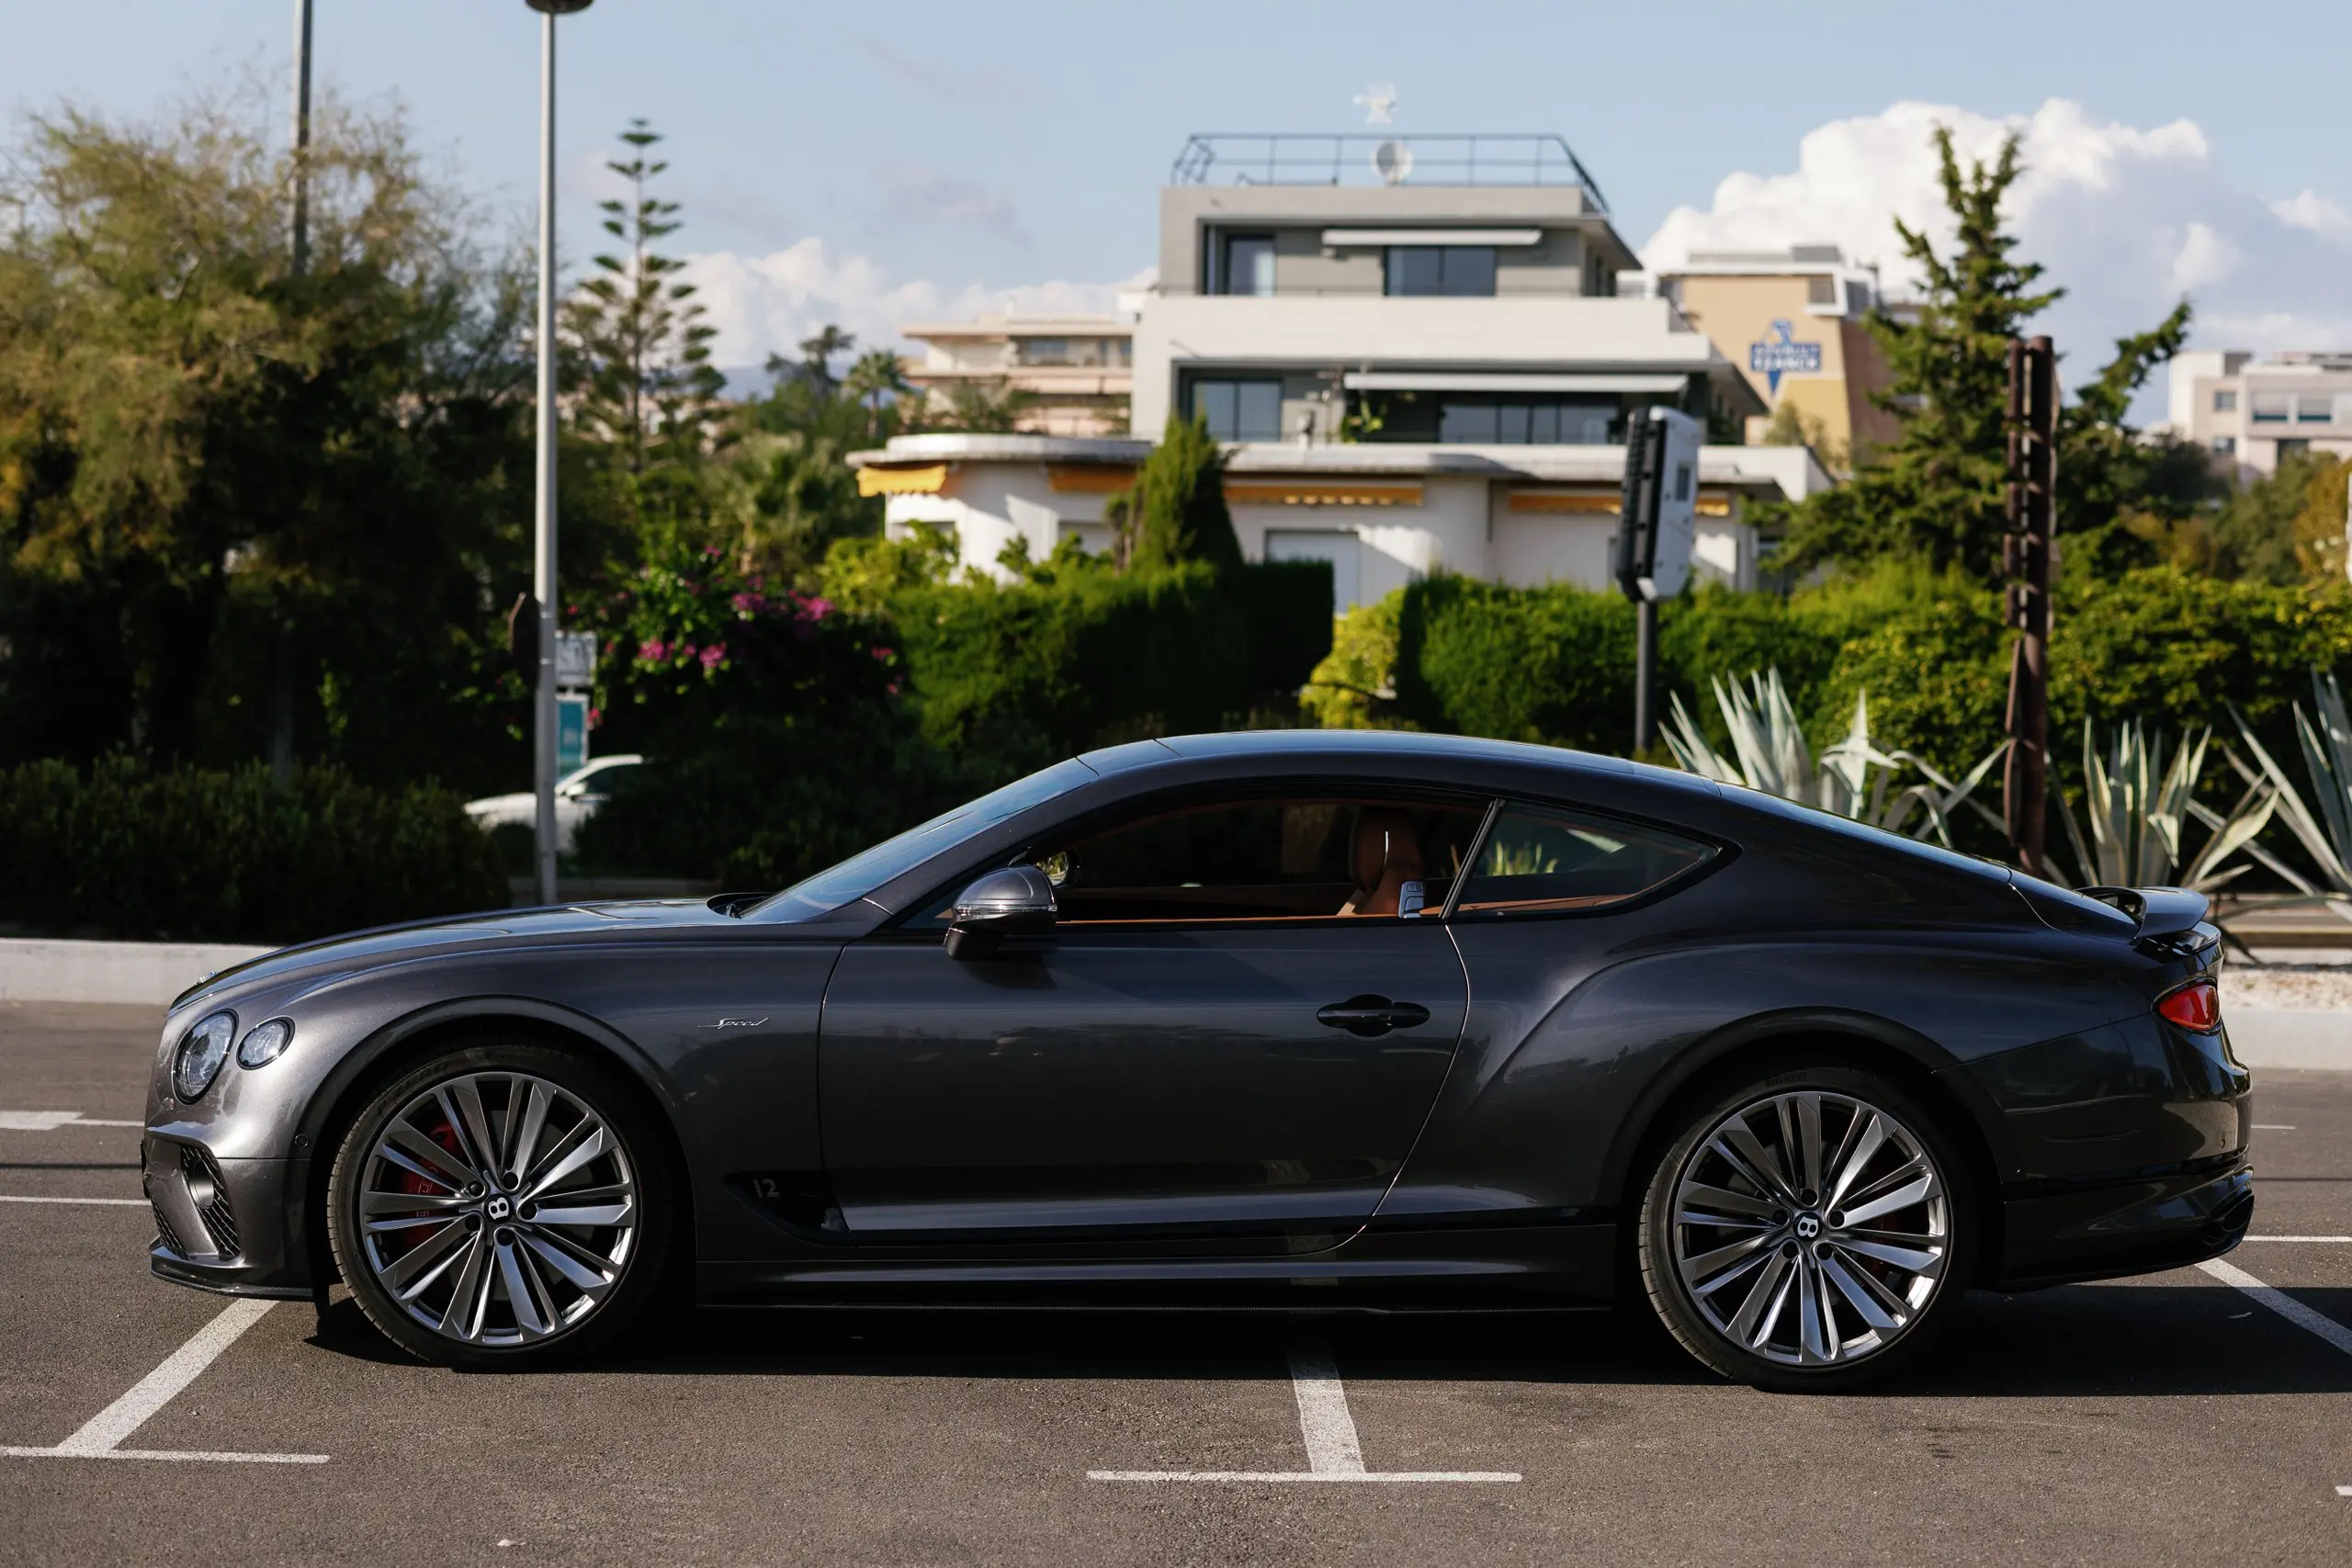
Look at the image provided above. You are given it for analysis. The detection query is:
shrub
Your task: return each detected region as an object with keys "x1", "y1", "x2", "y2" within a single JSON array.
[
  {"x1": 1335, "y1": 567, "x2": 2352, "y2": 790},
  {"x1": 0, "y1": 758, "x2": 505, "y2": 944},
  {"x1": 1394, "y1": 575, "x2": 1636, "y2": 750}
]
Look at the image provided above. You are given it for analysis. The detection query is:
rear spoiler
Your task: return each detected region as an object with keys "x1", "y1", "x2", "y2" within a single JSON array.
[{"x1": 2077, "y1": 886, "x2": 2212, "y2": 943}]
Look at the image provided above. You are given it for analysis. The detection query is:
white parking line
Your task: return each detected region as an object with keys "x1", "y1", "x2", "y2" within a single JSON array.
[
  {"x1": 2, "y1": 1299, "x2": 327, "y2": 1464},
  {"x1": 1088, "y1": 1337, "x2": 1520, "y2": 1483},
  {"x1": 2253, "y1": 1124, "x2": 2297, "y2": 1131},
  {"x1": 2199, "y1": 1258, "x2": 2352, "y2": 1357},
  {"x1": 2246, "y1": 1235, "x2": 2352, "y2": 1243},
  {"x1": 0, "y1": 1194, "x2": 146, "y2": 1206},
  {"x1": 0, "y1": 1111, "x2": 141, "y2": 1131}
]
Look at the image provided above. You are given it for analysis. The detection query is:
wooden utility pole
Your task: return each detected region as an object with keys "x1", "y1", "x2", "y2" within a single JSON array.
[{"x1": 2003, "y1": 336, "x2": 2056, "y2": 877}]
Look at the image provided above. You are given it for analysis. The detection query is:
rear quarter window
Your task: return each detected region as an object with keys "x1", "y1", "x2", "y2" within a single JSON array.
[{"x1": 1451, "y1": 801, "x2": 1716, "y2": 918}]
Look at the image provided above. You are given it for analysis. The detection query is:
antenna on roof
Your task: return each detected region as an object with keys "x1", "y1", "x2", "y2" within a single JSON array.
[{"x1": 1353, "y1": 83, "x2": 1398, "y2": 125}]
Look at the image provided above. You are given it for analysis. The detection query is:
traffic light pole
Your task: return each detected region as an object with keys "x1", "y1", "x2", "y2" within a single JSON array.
[
  {"x1": 1634, "y1": 599, "x2": 1658, "y2": 754},
  {"x1": 2002, "y1": 336, "x2": 2056, "y2": 878}
]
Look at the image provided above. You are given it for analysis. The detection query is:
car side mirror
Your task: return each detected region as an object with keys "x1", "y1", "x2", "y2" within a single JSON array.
[{"x1": 944, "y1": 865, "x2": 1057, "y2": 961}]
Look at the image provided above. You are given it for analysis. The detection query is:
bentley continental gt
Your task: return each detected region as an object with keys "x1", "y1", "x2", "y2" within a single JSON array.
[{"x1": 142, "y1": 732, "x2": 2252, "y2": 1390}]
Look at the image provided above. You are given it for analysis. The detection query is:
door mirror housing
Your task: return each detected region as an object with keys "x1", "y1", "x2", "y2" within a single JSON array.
[{"x1": 944, "y1": 865, "x2": 1057, "y2": 960}]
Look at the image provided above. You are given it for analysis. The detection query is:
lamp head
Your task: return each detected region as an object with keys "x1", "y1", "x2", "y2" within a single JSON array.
[{"x1": 524, "y1": 0, "x2": 594, "y2": 13}]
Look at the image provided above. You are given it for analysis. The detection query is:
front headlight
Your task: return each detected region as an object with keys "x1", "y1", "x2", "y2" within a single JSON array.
[
  {"x1": 173, "y1": 1011, "x2": 236, "y2": 1101},
  {"x1": 237, "y1": 1017, "x2": 294, "y2": 1069}
]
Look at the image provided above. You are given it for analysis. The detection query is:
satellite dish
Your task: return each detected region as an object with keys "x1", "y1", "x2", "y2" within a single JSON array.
[{"x1": 1372, "y1": 141, "x2": 1414, "y2": 186}]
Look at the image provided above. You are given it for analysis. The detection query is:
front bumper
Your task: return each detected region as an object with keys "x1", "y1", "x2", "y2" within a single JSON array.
[
  {"x1": 142, "y1": 1135, "x2": 312, "y2": 1299},
  {"x1": 1992, "y1": 1158, "x2": 2253, "y2": 1290}
]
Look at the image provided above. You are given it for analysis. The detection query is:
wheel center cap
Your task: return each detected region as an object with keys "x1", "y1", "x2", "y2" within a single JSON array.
[
  {"x1": 485, "y1": 1194, "x2": 512, "y2": 1221},
  {"x1": 1794, "y1": 1211, "x2": 1822, "y2": 1240}
]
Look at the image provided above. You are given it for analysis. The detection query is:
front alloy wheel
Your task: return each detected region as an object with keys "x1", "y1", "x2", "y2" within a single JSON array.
[
  {"x1": 1639, "y1": 1067, "x2": 1971, "y2": 1390},
  {"x1": 329, "y1": 1045, "x2": 671, "y2": 1367}
]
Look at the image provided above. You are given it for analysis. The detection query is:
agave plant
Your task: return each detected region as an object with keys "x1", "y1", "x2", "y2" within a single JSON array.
[
  {"x1": 1663, "y1": 669, "x2": 2004, "y2": 847},
  {"x1": 2054, "y1": 719, "x2": 2278, "y2": 899},
  {"x1": 2223, "y1": 671, "x2": 2352, "y2": 927}
]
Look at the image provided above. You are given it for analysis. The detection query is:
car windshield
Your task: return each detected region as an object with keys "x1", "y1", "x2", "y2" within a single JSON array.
[{"x1": 745, "y1": 758, "x2": 1096, "y2": 920}]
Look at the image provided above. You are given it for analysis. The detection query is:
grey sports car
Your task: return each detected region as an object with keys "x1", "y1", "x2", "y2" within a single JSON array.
[{"x1": 142, "y1": 731, "x2": 2250, "y2": 1390}]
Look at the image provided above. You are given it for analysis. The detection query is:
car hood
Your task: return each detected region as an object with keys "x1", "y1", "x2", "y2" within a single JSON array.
[{"x1": 169, "y1": 899, "x2": 741, "y2": 1014}]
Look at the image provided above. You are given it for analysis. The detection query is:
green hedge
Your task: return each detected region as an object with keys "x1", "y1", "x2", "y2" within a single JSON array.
[
  {"x1": 0, "y1": 758, "x2": 507, "y2": 944},
  {"x1": 889, "y1": 558, "x2": 1333, "y2": 773},
  {"x1": 1359, "y1": 567, "x2": 2352, "y2": 771}
]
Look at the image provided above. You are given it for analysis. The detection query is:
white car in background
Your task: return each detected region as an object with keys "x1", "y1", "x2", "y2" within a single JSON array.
[{"x1": 463, "y1": 754, "x2": 645, "y2": 852}]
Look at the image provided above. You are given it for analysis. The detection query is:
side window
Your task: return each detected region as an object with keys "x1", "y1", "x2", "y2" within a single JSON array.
[
  {"x1": 1452, "y1": 802, "x2": 1713, "y2": 918},
  {"x1": 941, "y1": 795, "x2": 1487, "y2": 926}
]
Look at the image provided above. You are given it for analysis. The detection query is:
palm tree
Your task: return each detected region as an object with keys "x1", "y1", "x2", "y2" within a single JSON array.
[
  {"x1": 842, "y1": 347, "x2": 912, "y2": 440},
  {"x1": 795, "y1": 324, "x2": 856, "y2": 391}
]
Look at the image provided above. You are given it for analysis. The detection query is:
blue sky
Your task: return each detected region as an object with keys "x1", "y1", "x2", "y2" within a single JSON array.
[{"x1": 9, "y1": 2, "x2": 2349, "y2": 389}]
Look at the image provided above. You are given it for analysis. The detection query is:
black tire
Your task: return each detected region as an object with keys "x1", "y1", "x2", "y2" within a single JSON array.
[
  {"x1": 1635, "y1": 1060, "x2": 1976, "y2": 1393},
  {"x1": 327, "y1": 1042, "x2": 674, "y2": 1371}
]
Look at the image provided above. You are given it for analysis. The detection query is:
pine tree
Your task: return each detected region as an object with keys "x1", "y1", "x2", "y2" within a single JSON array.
[
  {"x1": 1774, "y1": 128, "x2": 2195, "y2": 581},
  {"x1": 562, "y1": 119, "x2": 725, "y2": 513}
]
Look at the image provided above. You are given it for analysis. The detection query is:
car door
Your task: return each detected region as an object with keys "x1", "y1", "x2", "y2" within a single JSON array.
[{"x1": 815, "y1": 789, "x2": 1489, "y2": 1248}]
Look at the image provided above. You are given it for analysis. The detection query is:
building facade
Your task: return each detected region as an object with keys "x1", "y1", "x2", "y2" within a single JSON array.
[
  {"x1": 1645, "y1": 245, "x2": 1900, "y2": 467},
  {"x1": 899, "y1": 312, "x2": 1135, "y2": 436},
  {"x1": 854, "y1": 134, "x2": 1832, "y2": 612},
  {"x1": 2168, "y1": 350, "x2": 2352, "y2": 475}
]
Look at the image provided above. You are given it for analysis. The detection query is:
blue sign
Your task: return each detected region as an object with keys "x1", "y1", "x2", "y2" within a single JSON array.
[
  {"x1": 557, "y1": 692, "x2": 590, "y2": 776},
  {"x1": 1748, "y1": 319, "x2": 1822, "y2": 396}
]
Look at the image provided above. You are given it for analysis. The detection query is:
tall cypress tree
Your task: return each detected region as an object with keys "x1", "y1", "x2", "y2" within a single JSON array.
[
  {"x1": 1774, "y1": 128, "x2": 2195, "y2": 581},
  {"x1": 1113, "y1": 414, "x2": 1243, "y2": 574}
]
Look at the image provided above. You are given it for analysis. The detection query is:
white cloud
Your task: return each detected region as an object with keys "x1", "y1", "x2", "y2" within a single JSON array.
[
  {"x1": 682, "y1": 238, "x2": 1148, "y2": 371},
  {"x1": 1641, "y1": 99, "x2": 2352, "y2": 411}
]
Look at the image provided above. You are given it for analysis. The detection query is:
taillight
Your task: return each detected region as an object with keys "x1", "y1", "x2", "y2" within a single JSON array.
[{"x1": 2157, "y1": 979, "x2": 2221, "y2": 1032}]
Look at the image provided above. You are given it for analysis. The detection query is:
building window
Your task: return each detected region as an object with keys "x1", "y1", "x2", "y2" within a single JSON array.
[
  {"x1": 1216, "y1": 233, "x2": 1274, "y2": 296},
  {"x1": 1192, "y1": 379, "x2": 1282, "y2": 441},
  {"x1": 2298, "y1": 396, "x2": 2334, "y2": 423},
  {"x1": 2211, "y1": 436, "x2": 2236, "y2": 455},
  {"x1": 2250, "y1": 392, "x2": 2293, "y2": 423},
  {"x1": 1805, "y1": 275, "x2": 1839, "y2": 307},
  {"x1": 2212, "y1": 389, "x2": 2237, "y2": 412},
  {"x1": 1385, "y1": 245, "x2": 1497, "y2": 298},
  {"x1": 2277, "y1": 439, "x2": 2312, "y2": 459},
  {"x1": 1434, "y1": 398, "x2": 1617, "y2": 446},
  {"x1": 1021, "y1": 338, "x2": 1071, "y2": 366}
]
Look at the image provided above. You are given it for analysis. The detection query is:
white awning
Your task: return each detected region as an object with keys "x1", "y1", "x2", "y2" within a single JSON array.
[
  {"x1": 1320, "y1": 228, "x2": 1544, "y2": 248},
  {"x1": 1341, "y1": 371, "x2": 1690, "y2": 394}
]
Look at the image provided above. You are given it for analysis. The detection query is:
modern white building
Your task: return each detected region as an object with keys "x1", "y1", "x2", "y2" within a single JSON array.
[
  {"x1": 899, "y1": 313, "x2": 1135, "y2": 436},
  {"x1": 854, "y1": 134, "x2": 1830, "y2": 607},
  {"x1": 2168, "y1": 350, "x2": 2352, "y2": 475}
]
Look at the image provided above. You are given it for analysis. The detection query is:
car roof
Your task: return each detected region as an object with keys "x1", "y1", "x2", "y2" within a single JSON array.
[{"x1": 1084, "y1": 729, "x2": 1679, "y2": 789}]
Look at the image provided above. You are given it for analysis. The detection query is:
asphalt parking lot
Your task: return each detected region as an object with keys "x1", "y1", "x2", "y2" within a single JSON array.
[{"x1": 5, "y1": 999, "x2": 2350, "y2": 1567}]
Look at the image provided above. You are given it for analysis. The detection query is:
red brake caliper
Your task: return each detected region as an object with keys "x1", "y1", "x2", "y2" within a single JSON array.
[{"x1": 387, "y1": 1117, "x2": 469, "y2": 1260}]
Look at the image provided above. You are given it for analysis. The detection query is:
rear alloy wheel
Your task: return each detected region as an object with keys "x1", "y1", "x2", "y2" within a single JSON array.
[
  {"x1": 1637, "y1": 1066, "x2": 1973, "y2": 1391},
  {"x1": 328, "y1": 1044, "x2": 673, "y2": 1369}
]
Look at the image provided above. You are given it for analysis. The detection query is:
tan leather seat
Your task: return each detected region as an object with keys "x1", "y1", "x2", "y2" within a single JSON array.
[{"x1": 1342, "y1": 807, "x2": 1424, "y2": 917}]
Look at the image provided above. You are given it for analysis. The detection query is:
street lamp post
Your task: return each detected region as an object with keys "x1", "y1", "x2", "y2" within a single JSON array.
[{"x1": 526, "y1": 0, "x2": 592, "y2": 906}]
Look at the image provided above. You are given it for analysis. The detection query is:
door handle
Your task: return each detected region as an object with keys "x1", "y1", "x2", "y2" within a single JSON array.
[{"x1": 1316, "y1": 994, "x2": 1432, "y2": 1039}]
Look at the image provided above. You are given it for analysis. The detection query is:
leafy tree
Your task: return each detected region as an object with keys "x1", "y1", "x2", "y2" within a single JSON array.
[
  {"x1": 2133, "y1": 451, "x2": 2350, "y2": 585},
  {"x1": 1771, "y1": 127, "x2": 2205, "y2": 582},
  {"x1": 0, "y1": 94, "x2": 530, "y2": 780},
  {"x1": 560, "y1": 119, "x2": 724, "y2": 520},
  {"x1": 1112, "y1": 413, "x2": 1241, "y2": 574}
]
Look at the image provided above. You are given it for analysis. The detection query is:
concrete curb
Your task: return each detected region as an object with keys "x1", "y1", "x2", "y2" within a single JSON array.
[
  {"x1": 0, "y1": 938, "x2": 272, "y2": 1008},
  {"x1": 2230, "y1": 1009, "x2": 2352, "y2": 1071}
]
